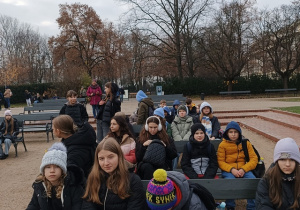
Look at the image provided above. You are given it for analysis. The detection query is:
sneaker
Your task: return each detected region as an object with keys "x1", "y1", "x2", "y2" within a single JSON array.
[{"x1": 0, "y1": 154, "x2": 8, "y2": 160}]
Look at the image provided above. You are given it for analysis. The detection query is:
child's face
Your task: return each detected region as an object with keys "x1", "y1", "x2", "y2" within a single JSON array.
[
  {"x1": 278, "y1": 159, "x2": 296, "y2": 174},
  {"x1": 194, "y1": 130, "x2": 205, "y2": 141},
  {"x1": 5, "y1": 115, "x2": 12, "y2": 120},
  {"x1": 105, "y1": 86, "x2": 111, "y2": 94},
  {"x1": 110, "y1": 119, "x2": 120, "y2": 133},
  {"x1": 196, "y1": 106, "x2": 200, "y2": 113},
  {"x1": 178, "y1": 110, "x2": 186, "y2": 118},
  {"x1": 164, "y1": 111, "x2": 168, "y2": 116},
  {"x1": 148, "y1": 122, "x2": 159, "y2": 135},
  {"x1": 44, "y1": 164, "x2": 63, "y2": 186},
  {"x1": 202, "y1": 106, "x2": 211, "y2": 115},
  {"x1": 98, "y1": 149, "x2": 119, "y2": 174},
  {"x1": 68, "y1": 95, "x2": 77, "y2": 105},
  {"x1": 227, "y1": 129, "x2": 239, "y2": 141},
  {"x1": 174, "y1": 105, "x2": 179, "y2": 110},
  {"x1": 160, "y1": 102, "x2": 166, "y2": 107}
]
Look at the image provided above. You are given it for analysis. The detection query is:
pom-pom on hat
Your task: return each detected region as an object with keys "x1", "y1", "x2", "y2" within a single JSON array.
[
  {"x1": 273, "y1": 138, "x2": 300, "y2": 164},
  {"x1": 4, "y1": 110, "x2": 12, "y2": 117},
  {"x1": 146, "y1": 169, "x2": 177, "y2": 210},
  {"x1": 40, "y1": 142, "x2": 67, "y2": 174},
  {"x1": 191, "y1": 123, "x2": 206, "y2": 136},
  {"x1": 154, "y1": 108, "x2": 165, "y2": 118}
]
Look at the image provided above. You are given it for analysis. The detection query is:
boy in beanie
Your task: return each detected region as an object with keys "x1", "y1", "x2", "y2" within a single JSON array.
[
  {"x1": 217, "y1": 121, "x2": 257, "y2": 210},
  {"x1": 181, "y1": 123, "x2": 218, "y2": 179},
  {"x1": 171, "y1": 105, "x2": 193, "y2": 141},
  {"x1": 27, "y1": 142, "x2": 84, "y2": 209},
  {"x1": 146, "y1": 169, "x2": 208, "y2": 210},
  {"x1": 0, "y1": 110, "x2": 19, "y2": 159}
]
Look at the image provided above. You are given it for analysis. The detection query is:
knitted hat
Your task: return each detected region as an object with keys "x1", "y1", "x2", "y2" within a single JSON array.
[
  {"x1": 191, "y1": 123, "x2": 206, "y2": 136},
  {"x1": 146, "y1": 169, "x2": 177, "y2": 210},
  {"x1": 163, "y1": 106, "x2": 171, "y2": 116},
  {"x1": 200, "y1": 101, "x2": 213, "y2": 113},
  {"x1": 154, "y1": 108, "x2": 165, "y2": 118},
  {"x1": 40, "y1": 142, "x2": 67, "y2": 174},
  {"x1": 177, "y1": 105, "x2": 187, "y2": 112},
  {"x1": 273, "y1": 138, "x2": 300, "y2": 164},
  {"x1": 4, "y1": 110, "x2": 12, "y2": 117}
]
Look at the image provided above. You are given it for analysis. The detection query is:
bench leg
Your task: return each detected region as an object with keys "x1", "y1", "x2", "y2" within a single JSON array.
[
  {"x1": 23, "y1": 140, "x2": 27, "y2": 152},
  {"x1": 14, "y1": 143, "x2": 18, "y2": 157},
  {"x1": 46, "y1": 132, "x2": 49, "y2": 143}
]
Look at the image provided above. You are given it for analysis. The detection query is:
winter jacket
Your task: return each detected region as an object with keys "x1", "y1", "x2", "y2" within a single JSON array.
[
  {"x1": 26, "y1": 165, "x2": 85, "y2": 210},
  {"x1": 167, "y1": 171, "x2": 208, "y2": 210},
  {"x1": 217, "y1": 121, "x2": 258, "y2": 173},
  {"x1": 171, "y1": 115, "x2": 193, "y2": 141},
  {"x1": 188, "y1": 104, "x2": 197, "y2": 116},
  {"x1": 81, "y1": 173, "x2": 147, "y2": 210},
  {"x1": 193, "y1": 115, "x2": 220, "y2": 138},
  {"x1": 4, "y1": 88, "x2": 12, "y2": 98},
  {"x1": 171, "y1": 100, "x2": 180, "y2": 117},
  {"x1": 181, "y1": 136, "x2": 218, "y2": 179},
  {"x1": 59, "y1": 102, "x2": 89, "y2": 127},
  {"x1": 0, "y1": 118, "x2": 19, "y2": 141},
  {"x1": 101, "y1": 98, "x2": 121, "y2": 123},
  {"x1": 256, "y1": 175, "x2": 300, "y2": 210},
  {"x1": 86, "y1": 84, "x2": 102, "y2": 105},
  {"x1": 137, "y1": 98, "x2": 154, "y2": 125},
  {"x1": 135, "y1": 135, "x2": 177, "y2": 171},
  {"x1": 61, "y1": 122, "x2": 97, "y2": 178}
]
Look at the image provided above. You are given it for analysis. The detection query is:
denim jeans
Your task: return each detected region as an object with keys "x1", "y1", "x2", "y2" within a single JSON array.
[
  {"x1": 221, "y1": 171, "x2": 256, "y2": 210},
  {"x1": 172, "y1": 153, "x2": 181, "y2": 170},
  {"x1": 26, "y1": 98, "x2": 31, "y2": 107},
  {"x1": 92, "y1": 105, "x2": 99, "y2": 118},
  {"x1": 96, "y1": 120, "x2": 110, "y2": 143},
  {"x1": 4, "y1": 98, "x2": 10, "y2": 108},
  {"x1": 0, "y1": 138, "x2": 12, "y2": 155}
]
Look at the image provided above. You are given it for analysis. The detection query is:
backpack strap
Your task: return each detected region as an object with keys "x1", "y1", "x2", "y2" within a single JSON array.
[{"x1": 242, "y1": 139, "x2": 250, "y2": 162}]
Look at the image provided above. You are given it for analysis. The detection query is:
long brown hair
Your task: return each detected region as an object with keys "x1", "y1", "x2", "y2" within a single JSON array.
[
  {"x1": 53, "y1": 115, "x2": 78, "y2": 135},
  {"x1": 4, "y1": 117, "x2": 14, "y2": 135},
  {"x1": 267, "y1": 162, "x2": 300, "y2": 209},
  {"x1": 138, "y1": 116, "x2": 170, "y2": 146},
  {"x1": 107, "y1": 116, "x2": 134, "y2": 139},
  {"x1": 82, "y1": 137, "x2": 130, "y2": 204}
]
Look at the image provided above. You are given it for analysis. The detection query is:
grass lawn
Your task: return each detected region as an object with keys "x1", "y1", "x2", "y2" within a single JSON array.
[
  {"x1": 276, "y1": 106, "x2": 300, "y2": 114},
  {"x1": 273, "y1": 98, "x2": 300, "y2": 102}
]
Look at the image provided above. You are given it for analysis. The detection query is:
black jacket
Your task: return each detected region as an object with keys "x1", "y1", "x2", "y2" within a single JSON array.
[
  {"x1": 193, "y1": 115, "x2": 221, "y2": 138},
  {"x1": 0, "y1": 118, "x2": 19, "y2": 141},
  {"x1": 101, "y1": 98, "x2": 121, "y2": 123},
  {"x1": 81, "y1": 173, "x2": 147, "y2": 210},
  {"x1": 181, "y1": 136, "x2": 218, "y2": 179},
  {"x1": 61, "y1": 122, "x2": 97, "y2": 178},
  {"x1": 256, "y1": 176, "x2": 300, "y2": 210},
  {"x1": 135, "y1": 135, "x2": 177, "y2": 170},
  {"x1": 59, "y1": 102, "x2": 89, "y2": 127},
  {"x1": 26, "y1": 165, "x2": 85, "y2": 210}
]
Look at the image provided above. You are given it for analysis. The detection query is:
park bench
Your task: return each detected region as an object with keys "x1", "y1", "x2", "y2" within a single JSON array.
[
  {"x1": 265, "y1": 88, "x2": 297, "y2": 97},
  {"x1": 149, "y1": 94, "x2": 186, "y2": 107},
  {"x1": 142, "y1": 178, "x2": 260, "y2": 199},
  {"x1": 219, "y1": 91, "x2": 251, "y2": 96}
]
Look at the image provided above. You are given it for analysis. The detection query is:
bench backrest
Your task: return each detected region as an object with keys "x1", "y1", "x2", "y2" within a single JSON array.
[
  {"x1": 12, "y1": 113, "x2": 56, "y2": 122},
  {"x1": 219, "y1": 91, "x2": 251, "y2": 94},
  {"x1": 265, "y1": 88, "x2": 297, "y2": 92},
  {"x1": 141, "y1": 178, "x2": 260, "y2": 199}
]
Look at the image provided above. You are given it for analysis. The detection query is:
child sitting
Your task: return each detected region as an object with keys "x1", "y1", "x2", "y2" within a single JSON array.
[
  {"x1": 217, "y1": 121, "x2": 258, "y2": 210},
  {"x1": 181, "y1": 123, "x2": 218, "y2": 179},
  {"x1": 171, "y1": 105, "x2": 193, "y2": 141},
  {"x1": 159, "y1": 99, "x2": 167, "y2": 108},
  {"x1": 193, "y1": 101, "x2": 221, "y2": 140},
  {"x1": 186, "y1": 98, "x2": 197, "y2": 116},
  {"x1": 59, "y1": 90, "x2": 89, "y2": 127},
  {"x1": 170, "y1": 99, "x2": 180, "y2": 118}
]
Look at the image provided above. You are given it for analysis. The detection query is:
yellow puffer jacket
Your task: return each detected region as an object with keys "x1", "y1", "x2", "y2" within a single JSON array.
[{"x1": 217, "y1": 138, "x2": 258, "y2": 173}]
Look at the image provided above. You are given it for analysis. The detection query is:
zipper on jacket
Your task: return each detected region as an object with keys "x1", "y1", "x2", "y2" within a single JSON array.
[
  {"x1": 104, "y1": 188, "x2": 108, "y2": 210},
  {"x1": 236, "y1": 144, "x2": 239, "y2": 169}
]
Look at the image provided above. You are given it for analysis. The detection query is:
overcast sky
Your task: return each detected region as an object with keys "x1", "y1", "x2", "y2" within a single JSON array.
[{"x1": 0, "y1": 0, "x2": 292, "y2": 36}]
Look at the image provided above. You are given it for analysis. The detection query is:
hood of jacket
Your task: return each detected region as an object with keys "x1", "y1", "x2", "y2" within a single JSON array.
[
  {"x1": 141, "y1": 97, "x2": 154, "y2": 107},
  {"x1": 62, "y1": 122, "x2": 96, "y2": 147},
  {"x1": 200, "y1": 101, "x2": 213, "y2": 113},
  {"x1": 223, "y1": 121, "x2": 242, "y2": 142},
  {"x1": 136, "y1": 90, "x2": 148, "y2": 102},
  {"x1": 163, "y1": 106, "x2": 171, "y2": 116},
  {"x1": 173, "y1": 100, "x2": 180, "y2": 107}
]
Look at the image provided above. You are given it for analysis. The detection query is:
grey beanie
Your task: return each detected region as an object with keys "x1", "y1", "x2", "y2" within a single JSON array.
[
  {"x1": 273, "y1": 138, "x2": 300, "y2": 164},
  {"x1": 40, "y1": 142, "x2": 67, "y2": 174}
]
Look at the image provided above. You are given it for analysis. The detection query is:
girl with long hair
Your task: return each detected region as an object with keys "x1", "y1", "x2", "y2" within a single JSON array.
[
  {"x1": 135, "y1": 116, "x2": 177, "y2": 180},
  {"x1": 27, "y1": 142, "x2": 84, "y2": 210},
  {"x1": 256, "y1": 138, "x2": 300, "y2": 210},
  {"x1": 96, "y1": 82, "x2": 121, "y2": 142},
  {"x1": 82, "y1": 138, "x2": 146, "y2": 210},
  {"x1": 103, "y1": 116, "x2": 136, "y2": 170}
]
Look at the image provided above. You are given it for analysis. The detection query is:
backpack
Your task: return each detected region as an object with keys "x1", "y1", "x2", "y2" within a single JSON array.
[
  {"x1": 241, "y1": 139, "x2": 265, "y2": 178},
  {"x1": 182, "y1": 182, "x2": 217, "y2": 210},
  {"x1": 142, "y1": 101, "x2": 154, "y2": 117}
]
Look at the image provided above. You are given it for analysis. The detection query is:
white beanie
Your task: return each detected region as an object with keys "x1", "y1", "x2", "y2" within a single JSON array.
[
  {"x1": 273, "y1": 138, "x2": 300, "y2": 164},
  {"x1": 40, "y1": 142, "x2": 67, "y2": 174},
  {"x1": 200, "y1": 101, "x2": 213, "y2": 113},
  {"x1": 4, "y1": 110, "x2": 12, "y2": 117}
]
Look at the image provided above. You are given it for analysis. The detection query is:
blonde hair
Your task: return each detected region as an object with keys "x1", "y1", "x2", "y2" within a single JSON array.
[{"x1": 82, "y1": 137, "x2": 130, "y2": 204}]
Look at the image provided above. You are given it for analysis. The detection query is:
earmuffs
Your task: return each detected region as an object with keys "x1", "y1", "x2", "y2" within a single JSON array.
[{"x1": 145, "y1": 116, "x2": 162, "y2": 131}]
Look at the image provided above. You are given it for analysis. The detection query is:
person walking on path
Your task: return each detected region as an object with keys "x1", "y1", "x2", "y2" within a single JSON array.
[
  {"x1": 3, "y1": 87, "x2": 12, "y2": 109},
  {"x1": 24, "y1": 90, "x2": 32, "y2": 107},
  {"x1": 87, "y1": 79, "x2": 102, "y2": 119}
]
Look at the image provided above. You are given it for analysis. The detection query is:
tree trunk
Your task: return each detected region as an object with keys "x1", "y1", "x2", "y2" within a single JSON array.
[
  {"x1": 282, "y1": 75, "x2": 289, "y2": 89},
  {"x1": 227, "y1": 80, "x2": 233, "y2": 91}
]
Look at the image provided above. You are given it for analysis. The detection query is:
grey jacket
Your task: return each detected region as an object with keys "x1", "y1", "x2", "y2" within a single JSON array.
[{"x1": 171, "y1": 116, "x2": 193, "y2": 141}]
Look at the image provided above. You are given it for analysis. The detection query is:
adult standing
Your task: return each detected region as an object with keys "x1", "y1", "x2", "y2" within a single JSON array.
[
  {"x1": 3, "y1": 87, "x2": 12, "y2": 109},
  {"x1": 24, "y1": 90, "x2": 32, "y2": 107},
  {"x1": 119, "y1": 87, "x2": 125, "y2": 102},
  {"x1": 87, "y1": 79, "x2": 102, "y2": 119}
]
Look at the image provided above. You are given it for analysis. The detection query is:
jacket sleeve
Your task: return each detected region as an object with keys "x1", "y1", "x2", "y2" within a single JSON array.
[
  {"x1": 203, "y1": 144, "x2": 218, "y2": 179},
  {"x1": 165, "y1": 137, "x2": 178, "y2": 160},
  {"x1": 124, "y1": 148, "x2": 136, "y2": 164},
  {"x1": 97, "y1": 87, "x2": 102, "y2": 96},
  {"x1": 255, "y1": 178, "x2": 275, "y2": 210},
  {"x1": 211, "y1": 117, "x2": 221, "y2": 138},
  {"x1": 86, "y1": 87, "x2": 92, "y2": 97},
  {"x1": 241, "y1": 141, "x2": 258, "y2": 172},
  {"x1": 70, "y1": 185, "x2": 84, "y2": 210},
  {"x1": 181, "y1": 145, "x2": 198, "y2": 179},
  {"x1": 217, "y1": 142, "x2": 233, "y2": 172},
  {"x1": 183, "y1": 121, "x2": 193, "y2": 140},
  {"x1": 13, "y1": 119, "x2": 19, "y2": 136},
  {"x1": 81, "y1": 200, "x2": 98, "y2": 210},
  {"x1": 26, "y1": 192, "x2": 39, "y2": 210},
  {"x1": 80, "y1": 106, "x2": 89, "y2": 123},
  {"x1": 135, "y1": 138, "x2": 147, "y2": 163},
  {"x1": 137, "y1": 103, "x2": 146, "y2": 125},
  {"x1": 126, "y1": 174, "x2": 147, "y2": 210},
  {"x1": 171, "y1": 121, "x2": 182, "y2": 141},
  {"x1": 59, "y1": 105, "x2": 66, "y2": 115}
]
